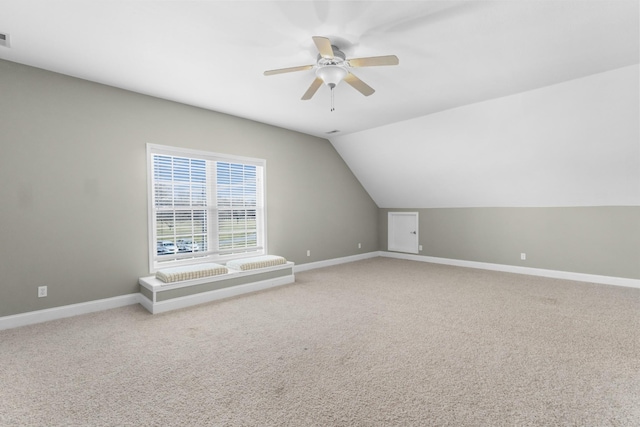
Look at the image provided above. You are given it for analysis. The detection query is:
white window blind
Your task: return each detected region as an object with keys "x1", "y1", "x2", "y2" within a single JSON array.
[{"x1": 147, "y1": 144, "x2": 265, "y2": 270}]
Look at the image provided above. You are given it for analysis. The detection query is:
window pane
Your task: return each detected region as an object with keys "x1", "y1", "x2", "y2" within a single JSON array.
[
  {"x1": 232, "y1": 209, "x2": 247, "y2": 229},
  {"x1": 191, "y1": 159, "x2": 206, "y2": 183},
  {"x1": 218, "y1": 210, "x2": 232, "y2": 232},
  {"x1": 195, "y1": 235, "x2": 208, "y2": 252},
  {"x1": 174, "y1": 211, "x2": 193, "y2": 235},
  {"x1": 154, "y1": 156, "x2": 172, "y2": 181},
  {"x1": 154, "y1": 182, "x2": 173, "y2": 207},
  {"x1": 218, "y1": 186, "x2": 231, "y2": 208},
  {"x1": 247, "y1": 232, "x2": 257, "y2": 246},
  {"x1": 174, "y1": 184, "x2": 190, "y2": 206},
  {"x1": 217, "y1": 162, "x2": 230, "y2": 185},
  {"x1": 156, "y1": 211, "x2": 174, "y2": 238},
  {"x1": 233, "y1": 233, "x2": 248, "y2": 249},
  {"x1": 193, "y1": 210, "x2": 207, "y2": 234},
  {"x1": 192, "y1": 183, "x2": 206, "y2": 206},
  {"x1": 231, "y1": 186, "x2": 243, "y2": 207},
  {"x1": 218, "y1": 233, "x2": 232, "y2": 251},
  {"x1": 173, "y1": 157, "x2": 190, "y2": 182}
]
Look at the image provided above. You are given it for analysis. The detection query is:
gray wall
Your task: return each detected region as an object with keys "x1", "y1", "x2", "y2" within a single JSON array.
[
  {"x1": 0, "y1": 59, "x2": 379, "y2": 317},
  {"x1": 379, "y1": 207, "x2": 640, "y2": 280}
]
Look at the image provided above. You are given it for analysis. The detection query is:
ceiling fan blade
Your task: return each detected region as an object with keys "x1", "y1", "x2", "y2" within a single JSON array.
[
  {"x1": 312, "y1": 36, "x2": 334, "y2": 59},
  {"x1": 301, "y1": 77, "x2": 324, "y2": 100},
  {"x1": 348, "y1": 55, "x2": 399, "y2": 67},
  {"x1": 344, "y1": 73, "x2": 375, "y2": 96},
  {"x1": 264, "y1": 64, "x2": 314, "y2": 76}
]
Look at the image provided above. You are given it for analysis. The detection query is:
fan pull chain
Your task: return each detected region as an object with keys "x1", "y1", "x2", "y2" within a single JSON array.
[{"x1": 331, "y1": 86, "x2": 335, "y2": 112}]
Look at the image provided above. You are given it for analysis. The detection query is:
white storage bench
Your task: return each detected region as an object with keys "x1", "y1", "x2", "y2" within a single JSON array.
[{"x1": 139, "y1": 256, "x2": 294, "y2": 314}]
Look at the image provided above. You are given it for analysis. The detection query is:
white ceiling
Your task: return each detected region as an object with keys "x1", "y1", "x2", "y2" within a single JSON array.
[{"x1": 0, "y1": 1, "x2": 638, "y2": 139}]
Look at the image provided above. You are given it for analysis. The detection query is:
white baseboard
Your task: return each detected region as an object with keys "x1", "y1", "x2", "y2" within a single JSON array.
[
  {"x1": 4, "y1": 252, "x2": 636, "y2": 331},
  {"x1": 380, "y1": 251, "x2": 640, "y2": 289},
  {"x1": 141, "y1": 274, "x2": 295, "y2": 314},
  {"x1": 0, "y1": 293, "x2": 141, "y2": 331},
  {"x1": 294, "y1": 251, "x2": 380, "y2": 273}
]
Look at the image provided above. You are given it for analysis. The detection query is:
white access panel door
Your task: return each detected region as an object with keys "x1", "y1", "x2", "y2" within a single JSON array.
[{"x1": 388, "y1": 212, "x2": 419, "y2": 254}]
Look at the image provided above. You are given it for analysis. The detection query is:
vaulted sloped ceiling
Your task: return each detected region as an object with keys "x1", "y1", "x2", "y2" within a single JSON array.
[
  {"x1": 331, "y1": 65, "x2": 639, "y2": 208},
  {"x1": 0, "y1": 1, "x2": 638, "y2": 208}
]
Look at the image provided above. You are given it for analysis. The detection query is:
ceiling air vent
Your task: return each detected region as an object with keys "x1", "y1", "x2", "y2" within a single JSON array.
[
  {"x1": 0, "y1": 33, "x2": 10, "y2": 48},
  {"x1": 325, "y1": 130, "x2": 340, "y2": 135}
]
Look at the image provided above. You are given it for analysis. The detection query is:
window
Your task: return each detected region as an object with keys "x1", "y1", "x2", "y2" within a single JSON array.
[{"x1": 147, "y1": 144, "x2": 265, "y2": 271}]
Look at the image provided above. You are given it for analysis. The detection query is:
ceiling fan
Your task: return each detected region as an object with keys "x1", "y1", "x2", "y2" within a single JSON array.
[{"x1": 264, "y1": 36, "x2": 399, "y2": 108}]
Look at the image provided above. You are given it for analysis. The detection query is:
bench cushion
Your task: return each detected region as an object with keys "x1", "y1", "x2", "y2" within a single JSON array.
[
  {"x1": 226, "y1": 255, "x2": 287, "y2": 271},
  {"x1": 155, "y1": 263, "x2": 228, "y2": 283}
]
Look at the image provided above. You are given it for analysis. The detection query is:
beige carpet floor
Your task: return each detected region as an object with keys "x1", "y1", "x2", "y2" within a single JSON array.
[{"x1": 1, "y1": 257, "x2": 639, "y2": 426}]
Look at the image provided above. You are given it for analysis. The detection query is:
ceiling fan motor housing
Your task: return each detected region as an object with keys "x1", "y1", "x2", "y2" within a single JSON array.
[{"x1": 316, "y1": 46, "x2": 348, "y2": 87}]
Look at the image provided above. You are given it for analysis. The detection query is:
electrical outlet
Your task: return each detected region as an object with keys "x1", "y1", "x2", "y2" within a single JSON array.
[
  {"x1": 358, "y1": 243, "x2": 361, "y2": 249},
  {"x1": 521, "y1": 253, "x2": 526, "y2": 260},
  {"x1": 38, "y1": 286, "x2": 47, "y2": 298},
  {"x1": 419, "y1": 245, "x2": 423, "y2": 251},
  {"x1": 307, "y1": 250, "x2": 311, "y2": 257}
]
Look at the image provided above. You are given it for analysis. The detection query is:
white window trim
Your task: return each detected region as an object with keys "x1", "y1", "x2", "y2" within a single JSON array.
[{"x1": 146, "y1": 143, "x2": 267, "y2": 273}]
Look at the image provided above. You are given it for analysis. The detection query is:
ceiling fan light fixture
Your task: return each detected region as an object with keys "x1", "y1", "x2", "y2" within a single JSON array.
[
  {"x1": 316, "y1": 65, "x2": 348, "y2": 88},
  {"x1": 264, "y1": 36, "x2": 398, "y2": 102}
]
